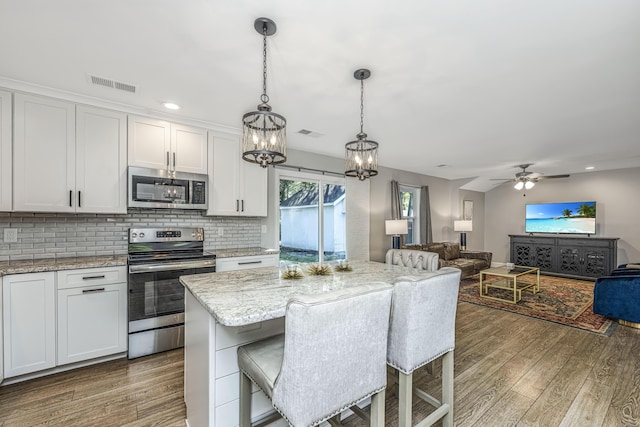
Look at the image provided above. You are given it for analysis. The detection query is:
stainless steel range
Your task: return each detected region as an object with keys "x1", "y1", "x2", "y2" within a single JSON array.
[{"x1": 127, "y1": 227, "x2": 216, "y2": 359}]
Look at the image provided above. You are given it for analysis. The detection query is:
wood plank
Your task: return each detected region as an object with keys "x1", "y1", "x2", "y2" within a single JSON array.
[
  {"x1": 468, "y1": 389, "x2": 533, "y2": 427},
  {"x1": 559, "y1": 379, "x2": 614, "y2": 427}
]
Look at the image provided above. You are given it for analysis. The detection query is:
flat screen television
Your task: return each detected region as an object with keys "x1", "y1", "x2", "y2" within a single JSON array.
[{"x1": 525, "y1": 201, "x2": 596, "y2": 235}]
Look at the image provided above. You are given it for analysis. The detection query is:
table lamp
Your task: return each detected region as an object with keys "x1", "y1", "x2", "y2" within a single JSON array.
[
  {"x1": 385, "y1": 219, "x2": 408, "y2": 249},
  {"x1": 454, "y1": 220, "x2": 472, "y2": 250}
]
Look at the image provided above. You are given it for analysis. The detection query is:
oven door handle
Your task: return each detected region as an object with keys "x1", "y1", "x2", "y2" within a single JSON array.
[{"x1": 129, "y1": 259, "x2": 216, "y2": 274}]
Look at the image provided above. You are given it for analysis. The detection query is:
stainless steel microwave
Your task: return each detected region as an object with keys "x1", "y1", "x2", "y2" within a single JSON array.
[{"x1": 128, "y1": 167, "x2": 208, "y2": 209}]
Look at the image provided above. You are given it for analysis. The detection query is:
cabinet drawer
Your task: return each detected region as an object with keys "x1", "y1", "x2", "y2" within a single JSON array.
[
  {"x1": 57, "y1": 266, "x2": 126, "y2": 289},
  {"x1": 215, "y1": 255, "x2": 278, "y2": 272},
  {"x1": 511, "y1": 236, "x2": 554, "y2": 245},
  {"x1": 556, "y1": 238, "x2": 611, "y2": 248},
  {"x1": 215, "y1": 317, "x2": 285, "y2": 351}
]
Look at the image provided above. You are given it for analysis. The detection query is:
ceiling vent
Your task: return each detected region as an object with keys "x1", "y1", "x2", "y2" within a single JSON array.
[
  {"x1": 297, "y1": 129, "x2": 324, "y2": 138},
  {"x1": 87, "y1": 74, "x2": 137, "y2": 94}
]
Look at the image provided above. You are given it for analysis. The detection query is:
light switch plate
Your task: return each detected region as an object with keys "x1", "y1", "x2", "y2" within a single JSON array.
[{"x1": 4, "y1": 228, "x2": 17, "y2": 243}]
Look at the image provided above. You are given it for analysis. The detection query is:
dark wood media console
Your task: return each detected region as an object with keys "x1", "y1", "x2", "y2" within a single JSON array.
[{"x1": 509, "y1": 234, "x2": 618, "y2": 280}]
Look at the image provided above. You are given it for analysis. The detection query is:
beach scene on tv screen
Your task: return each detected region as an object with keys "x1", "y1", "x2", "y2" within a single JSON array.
[{"x1": 525, "y1": 201, "x2": 596, "y2": 234}]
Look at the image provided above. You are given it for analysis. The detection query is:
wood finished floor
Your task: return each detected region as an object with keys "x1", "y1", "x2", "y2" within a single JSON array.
[{"x1": 1, "y1": 302, "x2": 639, "y2": 426}]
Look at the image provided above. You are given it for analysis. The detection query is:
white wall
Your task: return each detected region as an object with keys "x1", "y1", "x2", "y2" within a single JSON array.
[{"x1": 484, "y1": 167, "x2": 640, "y2": 265}]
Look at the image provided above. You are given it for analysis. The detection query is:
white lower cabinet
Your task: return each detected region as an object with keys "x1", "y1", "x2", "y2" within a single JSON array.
[
  {"x1": 215, "y1": 254, "x2": 278, "y2": 272},
  {"x1": 2, "y1": 266, "x2": 127, "y2": 380},
  {"x1": 57, "y1": 267, "x2": 127, "y2": 365},
  {"x1": 2, "y1": 272, "x2": 56, "y2": 378}
]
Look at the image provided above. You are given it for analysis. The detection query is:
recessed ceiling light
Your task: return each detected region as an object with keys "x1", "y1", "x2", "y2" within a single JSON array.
[
  {"x1": 585, "y1": 166, "x2": 595, "y2": 170},
  {"x1": 162, "y1": 102, "x2": 180, "y2": 110}
]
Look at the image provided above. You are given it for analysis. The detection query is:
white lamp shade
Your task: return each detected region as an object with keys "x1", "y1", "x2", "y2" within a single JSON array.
[
  {"x1": 385, "y1": 219, "x2": 408, "y2": 235},
  {"x1": 514, "y1": 181, "x2": 524, "y2": 190},
  {"x1": 454, "y1": 220, "x2": 473, "y2": 232},
  {"x1": 525, "y1": 180, "x2": 535, "y2": 189}
]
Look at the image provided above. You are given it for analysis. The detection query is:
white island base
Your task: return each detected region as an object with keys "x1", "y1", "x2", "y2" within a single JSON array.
[{"x1": 184, "y1": 291, "x2": 286, "y2": 427}]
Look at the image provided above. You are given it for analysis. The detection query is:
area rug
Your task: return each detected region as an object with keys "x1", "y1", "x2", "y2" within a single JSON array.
[{"x1": 458, "y1": 274, "x2": 616, "y2": 336}]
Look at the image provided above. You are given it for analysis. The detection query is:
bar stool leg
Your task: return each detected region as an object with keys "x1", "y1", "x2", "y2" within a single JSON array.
[
  {"x1": 239, "y1": 371, "x2": 252, "y2": 427},
  {"x1": 370, "y1": 389, "x2": 386, "y2": 427},
  {"x1": 398, "y1": 371, "x2": 412, "y2": 427},
  {"x1": 442, "y1": 350, "x2": 454, "y2": 427}
]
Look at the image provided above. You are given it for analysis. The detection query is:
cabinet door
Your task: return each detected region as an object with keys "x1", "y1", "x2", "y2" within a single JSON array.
[
  {"x1": 208, "y1": 131, "x2": 241, "y2": 216},
  {"x1": 511, "y1": 243, "x2": 533, "y2": 266},
  {"x1": 532, "y1": 244, "x2": 555, "y2": 271},
  {"x1": 0, "y1": 90, "x2": 11, "y2": 212},
  {"x1": 558, "y1": 247, "x2": 582, "y2": 276},
  {"x1": 128, "y1": 115, "x2": 171, "y2": 170},
  {"x1": 14, "y1": 94, "x2": 75, "y2": 212},
  {"x1": 3, "y1": 272, "x2": 56, "y2": 378},
  {"x1": 240, "y1": 161, "x2": 268, "y2": 216},
  {"x1": 172, "y1": 124, "x2": 207, "y2": 174},
  {"x1": 57, "y1": 282, "x2": 127, "y2": 365},
  {"x1": 76, "y1": 106, "x2": 127, "y2": 214},
  {"x1": 583, "y1": 247, "x2": 609, "y2": 277}
]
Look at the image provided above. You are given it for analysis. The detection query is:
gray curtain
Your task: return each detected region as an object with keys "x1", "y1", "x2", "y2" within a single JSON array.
[
  {"x1": 420, "y1": 186, "x2": 433, "y2": 243},
  {"x1": 390, "y1": 180, "x2": 404, "y2": 246}
]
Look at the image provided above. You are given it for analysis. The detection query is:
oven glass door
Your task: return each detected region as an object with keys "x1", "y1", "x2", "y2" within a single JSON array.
[
  {"x1": 128, "y1": 266, "x2": 216, "y2": 323},
  {"x1": 131, "y1": 175, "x2": 190, "y2": 204}
]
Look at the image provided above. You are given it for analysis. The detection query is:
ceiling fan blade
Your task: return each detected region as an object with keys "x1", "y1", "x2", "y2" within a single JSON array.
[
  {"x1": 490, "y1": 178, "x2": 514, "y2": 181},
  {"x1": 537, "y1": 174, "x2": 570, "y2": 179}
]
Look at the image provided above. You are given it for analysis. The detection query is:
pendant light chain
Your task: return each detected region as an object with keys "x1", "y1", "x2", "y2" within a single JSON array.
[
  {"x1": 360, "y1": 78, "x2": 365, "y2": 135},
  {"x1": 261, "y1": 27, "x2": 269, "y2": 104}
]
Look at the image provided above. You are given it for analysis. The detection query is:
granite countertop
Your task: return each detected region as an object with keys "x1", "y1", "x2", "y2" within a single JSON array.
[
  {"x1": 180, "y1": 260, "x2": 442, "y2": 327},
  {"x1": 213, "y1": 247, "x2": 279, "y2": 258},
  {"x1": 0, "y1": 255, "x2": 128, "y2": 276}
]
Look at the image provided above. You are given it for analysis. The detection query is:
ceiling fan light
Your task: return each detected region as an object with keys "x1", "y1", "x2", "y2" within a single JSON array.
[
  {"x1": 525, "y1": 181, "x2": 535, "y2": 190},
  {"x1": 514, "y1": 181, "x2": 524, "y2": 190}
]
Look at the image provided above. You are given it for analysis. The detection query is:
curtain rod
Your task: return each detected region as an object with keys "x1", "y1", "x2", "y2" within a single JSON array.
[{"x1": 274, "y1": 163, "x2": 345, "y2": 178}]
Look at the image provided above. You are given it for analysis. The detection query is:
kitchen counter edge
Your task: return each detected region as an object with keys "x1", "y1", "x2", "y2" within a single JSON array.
[{"x1": 0, "y1": 255, "x2": 128, "y2": 276}]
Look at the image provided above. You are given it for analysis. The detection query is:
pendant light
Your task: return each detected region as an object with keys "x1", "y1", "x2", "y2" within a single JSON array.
[
  {"x1": 242, "y1": 18, "x2": 287, "y2": 167},
  {"x1": 345, "y1": 69, "x2": 379, "y2": 180}
]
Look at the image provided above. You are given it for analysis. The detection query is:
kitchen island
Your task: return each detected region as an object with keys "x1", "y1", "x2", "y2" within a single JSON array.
[{"x1": 179, "y1": 260, "x2": 443, "y2": 427}]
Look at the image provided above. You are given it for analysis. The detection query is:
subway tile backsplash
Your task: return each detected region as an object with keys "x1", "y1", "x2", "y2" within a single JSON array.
[{"x1": 0, "y1": 209, "x2": 262, "y2": 262}]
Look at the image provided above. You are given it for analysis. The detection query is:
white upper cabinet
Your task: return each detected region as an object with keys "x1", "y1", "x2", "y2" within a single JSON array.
[
  {"x1": 13, "y1": 93, "x2": 76, "y2": 212},
  {"x1": 13, "y1": 94, "x2": 127, "y2": 213},
  {"x1": 207, "y1": 131, "x2": 267, "y2": 217},
  {"x1": 0, "y1": 90, "x2": 11, "y2": 212},
  {"x1": 128, "y1": 115, "x2": 207, "y2": 174},
  {"x1": 76, "y1": 106, "x2": 127, "y2": 213}
]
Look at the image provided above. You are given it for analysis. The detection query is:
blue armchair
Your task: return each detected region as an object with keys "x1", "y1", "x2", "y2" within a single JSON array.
[{"x1": 593, "y1": 264, "x2": 640, "y2": 325}]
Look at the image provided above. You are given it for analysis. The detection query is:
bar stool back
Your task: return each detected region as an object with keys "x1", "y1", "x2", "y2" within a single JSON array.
[
  {"x1": 387, "y1": 267, "x2": 461, "y2": 427},
  {"x1": 238, "y1": 283, "x2": 393, "y2": 427}
]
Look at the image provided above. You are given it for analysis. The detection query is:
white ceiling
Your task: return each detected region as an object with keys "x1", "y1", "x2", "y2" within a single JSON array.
[{"x1": 1, "y1": 0, "x2": 639, "y2": 191}]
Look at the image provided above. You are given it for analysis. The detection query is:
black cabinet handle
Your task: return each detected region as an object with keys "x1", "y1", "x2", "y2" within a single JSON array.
[
  {"x1": 173, "y1": 152, "x2": 176, "y2": 169},
  {"x1": 78, "y1": 191, "x2": 81, "y2": 208},
  {"x1": 69, "y1": 190, "x2": 73, "y2": 207},
  {"x1": 236, "y1": 200, "x2": 239, "y2": 212},
  {"x1": 166, "y1": 151, "x2": 170, "y2": 169},
  {"x1": 238, "y1": 260, "x2": 262, "y2": 265},
  {"x1": 82, "y1": 288, "x2": 105, "y2": 293},
  {"x1": 82, "y1": 275, "x2": 106, "y2": 280},
  {"x1": 241, "y1": 200, "x2": 244, "y2": 212}
]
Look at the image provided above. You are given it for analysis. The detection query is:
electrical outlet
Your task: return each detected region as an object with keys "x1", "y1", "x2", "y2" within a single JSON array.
[
  {"x1": 4, "y1": 228, "x2": 18, "y2": 243},
  {"x1": 261, "y1": 225, "x2": 267, "y2": 234},
  {"x1": 217, "y1": 227, "x2": 224, "y2": 236}
]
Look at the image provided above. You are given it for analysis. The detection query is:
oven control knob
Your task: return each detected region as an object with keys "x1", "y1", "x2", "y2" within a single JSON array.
[
  {"x1": 131, "y1": 232, "x2": 137, "y2": 238},
  {"x1": 139, "y1": 232, "x2": 145, "y2": 238}
]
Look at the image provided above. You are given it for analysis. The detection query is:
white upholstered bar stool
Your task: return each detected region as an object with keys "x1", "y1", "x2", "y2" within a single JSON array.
[
  {"x1": 385, "y1": 249, "x2": 439, "y2": 272},
  {"x1": 387, "y1": 267, "x2": 461, "y2": 427},
  {"x1": 237, "y1": 283, "x2": 393, "y2": 427}
]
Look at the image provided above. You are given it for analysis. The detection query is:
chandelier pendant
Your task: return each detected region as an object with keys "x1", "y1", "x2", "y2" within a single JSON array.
[
  {"x1": 345, "y1": 69, "x2": 378, "y2": 180},
  {"x1": 242, "y1": 17, "x2": 287, "y2": 168}
]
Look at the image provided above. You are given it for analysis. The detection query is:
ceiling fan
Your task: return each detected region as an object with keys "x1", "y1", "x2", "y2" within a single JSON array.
[{"x1": 492, "y1": 164, "x2": 570, "y2": 193}]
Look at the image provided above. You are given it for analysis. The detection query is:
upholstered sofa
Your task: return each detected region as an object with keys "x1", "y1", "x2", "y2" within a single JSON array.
[
  {"x1": 593, "y1": 263, "x2": 640, "y2": 325},
  {"x1": 402, "y1": 242, "x2": 492, "y2": 279},
  {"x1": 385, "y1": 249, "x2": 439, "y2": 271}
]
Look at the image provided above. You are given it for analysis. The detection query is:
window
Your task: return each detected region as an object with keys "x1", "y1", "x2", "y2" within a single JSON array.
[
  {"x1": 278, "y1": 170, "x2": 346, "y2": 264},
  {"x1": 399, "y1": 186, "x2": 420, "y2": 244}
]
